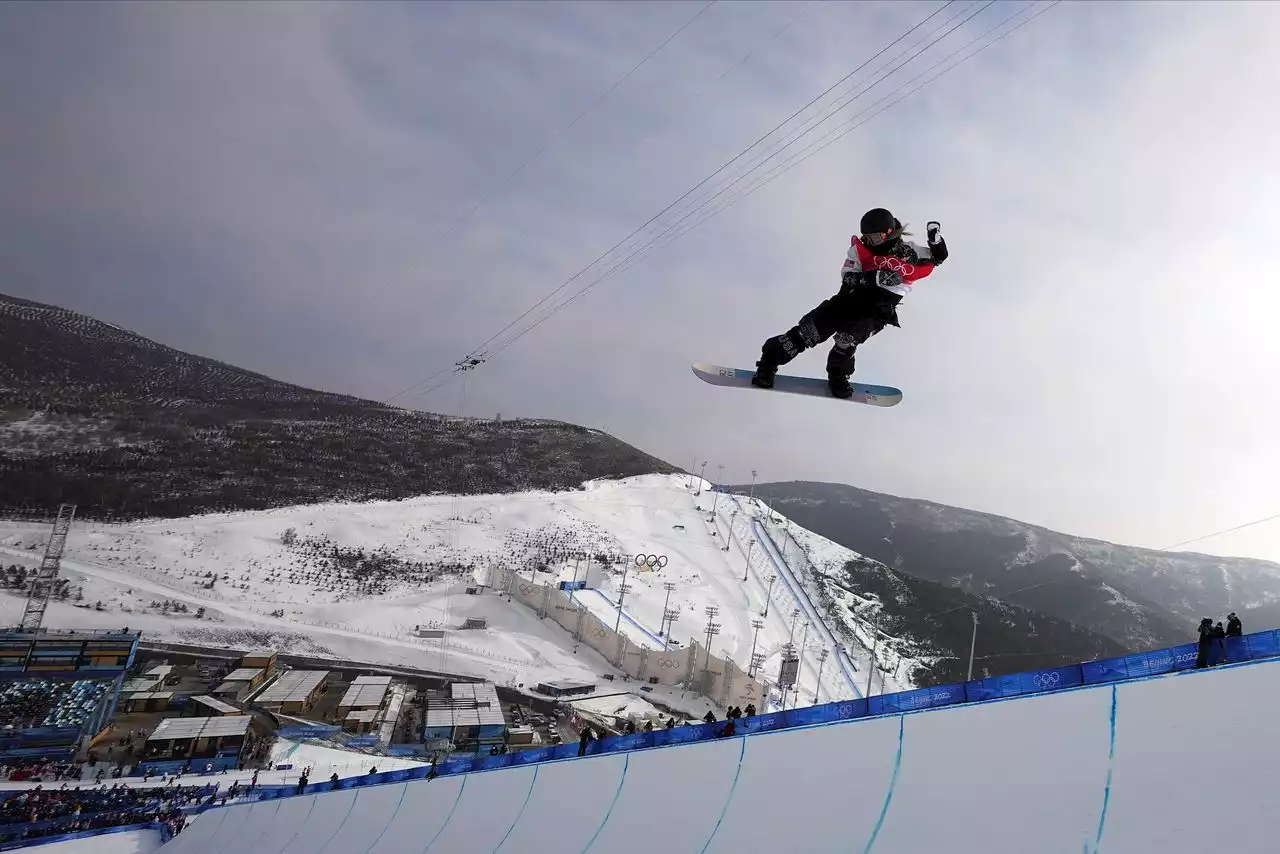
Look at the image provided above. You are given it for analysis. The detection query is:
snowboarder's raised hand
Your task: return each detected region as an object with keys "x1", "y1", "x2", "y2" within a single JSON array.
[{"x1": 923, "y1": 221, "x2": 948, "y2": 265}]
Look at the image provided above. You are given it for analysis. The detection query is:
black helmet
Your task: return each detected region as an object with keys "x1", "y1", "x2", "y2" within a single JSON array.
[
  {"x1": 860, "y1": 207, "x2": 903, "y2": 251},
  {"x1": 860, "y1": 207, "x2": 896, "y2": 235}
]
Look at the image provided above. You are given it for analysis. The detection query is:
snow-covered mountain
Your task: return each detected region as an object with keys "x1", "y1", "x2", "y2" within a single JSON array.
[
  {"x1": 0, "y1": 290, "x2": 676, "y2": 518},
  {"x1": 0, "y1": 475, "x2": 925, "y2": 715},
  {"x1": 746, "y1": 481, "x2": 1280, "y2": 652}
]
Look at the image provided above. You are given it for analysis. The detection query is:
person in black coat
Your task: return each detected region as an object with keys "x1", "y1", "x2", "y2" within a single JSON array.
[
  {"x1": 1226, "y1": 612, "x2": 1243, "y2": 637},
  {"x1": 1195, "y1": 618, "x2": 1214, "y2": 668},
  {"x1": 1212, "y1": 621, "x2": 1227, "y2": 664}
]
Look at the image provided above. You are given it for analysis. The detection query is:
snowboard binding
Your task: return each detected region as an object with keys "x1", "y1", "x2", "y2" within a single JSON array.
[{"x1": 827, "y1": 372, "x2": 854, "y2": 399}]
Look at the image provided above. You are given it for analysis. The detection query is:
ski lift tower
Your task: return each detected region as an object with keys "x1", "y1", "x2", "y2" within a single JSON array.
[{"x1": 19, "y1": 503, "x2": 76, "y2": 632}]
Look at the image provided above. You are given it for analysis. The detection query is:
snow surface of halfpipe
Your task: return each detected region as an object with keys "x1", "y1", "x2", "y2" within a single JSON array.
[{"x1": 154, "y1": 657, "x2": 1280, "y2": 853}]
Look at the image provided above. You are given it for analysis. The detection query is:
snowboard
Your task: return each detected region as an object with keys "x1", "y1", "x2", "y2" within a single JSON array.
[{"x1": 692, "y1": 362, "x2": 902, "y2": 407}]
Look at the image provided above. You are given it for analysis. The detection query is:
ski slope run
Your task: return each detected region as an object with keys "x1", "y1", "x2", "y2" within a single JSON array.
[
  {"x1": 154, "y1": 656, "x2": 1278, "y2": 853},
  {"x1": 743, "y1": 502, "x2": 863, "y2": 696},
  {"x1": 0, "y1": 474, "x2": 911, "y2": 706}
]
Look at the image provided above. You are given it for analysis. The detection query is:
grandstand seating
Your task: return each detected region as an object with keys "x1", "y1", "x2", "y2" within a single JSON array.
[
  {"x1": 0, "y1": 783, "x2": 203, "y2": 846},
  {"x1": 0, "y1": 679, "x2": 110, "y2": 731}
]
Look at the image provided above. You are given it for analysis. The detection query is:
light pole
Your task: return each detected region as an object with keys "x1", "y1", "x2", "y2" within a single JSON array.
[
  {"x1": 619, "y1": 553, "x2": 666, "y2": 634},
  {"x1": 866, "y1": 629, "x2": 878, "y2": 698},
  {"x1": 779, "y1": 642, "x2": 797, "y2": 710},
  {"x1": 749, "y1": 469, "x2": 758, "y2": 503},
  {"x1": 614, "y1": 562, "x2": 632, "y2": 634},
  {"x1": 967, "y1": 611, "x2": 979, "y2": 681},
  {"x1": 863, "y1": 606, "x2": 885, "y2": 698},
  {"x1": 743, "y1": 539, "x2": 754, "y2": 582},
  {"x1": 659, "y1": 581, "x2": 676, "y2": 648},
  {"x1": 747, "y1": 617, "x2": 765, "y2": 678},
  {"x1": 762, "y1": 495, "x2": 776, "y2": 523},
  {"x1": 788, "y1": 608, "x2": 801, "y2": 645},
  {"x1": 796, "y1": 619, "x2": 811, "y2": 704},
  {"x1": 709, "y1": 464, "x2": 726, "y2": 517},
  {"x1": 695, "y1": 461, "x2": 708, "y2": 495},
  {"x1": 702, "y1": 606, "x2": 721, "y2": 692},
  {"x1": 762, "y1": 574, "x2": 777, "y2": 617},
  {"x1": 815, "y1": 648, "x2": 830, "y2": 703},
  {"x1": 724, "y1": 510, "x2": 736, "y2": 551},
  {"x1": 687, "y1": 455, "x2": 699, "y2": 490},
  {"x1": 664, "y1": 607, "x2": 681, "y2": 649}
]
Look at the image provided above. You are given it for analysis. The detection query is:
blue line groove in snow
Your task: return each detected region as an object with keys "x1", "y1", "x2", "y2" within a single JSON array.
[
  {"x1": 241, "y1": 799, "x2": 284, "y2": 852},
  {"x1": 315, "y1": 788, "x2": 361, "y2": 854},
  {"x1": 422, "y1": 775, "x2": 468, "y2": 853},
  {"x1": 700, "y1": 736, "x2": 748, "y2": 852},
  {"x1": 863, "y1": 714, "x2": 906, "y2": 854},
  {"x1": 270, "y1": 791, "x2": 319, "y2": 854},
  {"x1": 357, "y1": 783, "x2": 410, "y2": 854},
  {"x1": 1090, "y1": 685, "x2": 1118, "y2": 853},
  {"x1": 492, "y1": 766, "x2": 539, "y2": 853},
  {"x1": 582, "y1": 754, "x2": 630, "y2": 853}
]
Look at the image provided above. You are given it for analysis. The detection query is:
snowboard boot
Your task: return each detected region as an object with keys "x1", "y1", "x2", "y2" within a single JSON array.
[
  {"x1": 751, "y1": 332, "x2": 804, "y2": 389},
  {"x1": 827, "y1": 371, "x2": 854, "y2": 399},
  {"x1": 826, "y1": 338, "x2": 858, "y2": 398},
  {"x1": 751, "y1": 362, "x2": 777, "y2": 389}
]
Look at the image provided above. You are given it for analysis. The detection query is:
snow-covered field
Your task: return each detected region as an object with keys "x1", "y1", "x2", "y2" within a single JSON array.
[
  {"x1": 267, "y1": 737, "x2": 427, "y2": 778},
  {"x1": 0, "y1": 474, "x2": 915, "y2": 714}
]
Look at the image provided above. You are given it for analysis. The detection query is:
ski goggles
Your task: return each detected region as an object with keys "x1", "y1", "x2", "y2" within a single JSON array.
[{"x1": 862, "y1": 226, "x2": 904, "y2": 247}]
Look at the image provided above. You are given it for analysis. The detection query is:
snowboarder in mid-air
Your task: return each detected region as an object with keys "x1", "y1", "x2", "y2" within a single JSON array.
[{"x1": 751, "y1": 207, "x2": 949, "y2": 398}]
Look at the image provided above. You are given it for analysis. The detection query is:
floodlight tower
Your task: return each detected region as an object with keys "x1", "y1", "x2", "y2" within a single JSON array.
[
  {"x1": 747, "y1": 617, "x2": 765, "y2": 677},
  {"x1": 814, "y1": 648, "x2": 830, "y2": 703},
  {"x1": 701, "y1": 606, "x2": 721, "y2": 689},
  {"x1": 708, "y1": 464, "x2": 726, "y2": 518}
]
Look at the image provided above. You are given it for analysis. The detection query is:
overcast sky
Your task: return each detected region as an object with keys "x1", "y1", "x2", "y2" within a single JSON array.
[{"x1": 3, "y1": 0, "x2": 1279, "y2": 562}]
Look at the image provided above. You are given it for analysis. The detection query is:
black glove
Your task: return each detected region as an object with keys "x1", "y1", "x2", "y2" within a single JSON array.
[{"x1": 925, "y1": 221, "x2": 949, "y2": 265}]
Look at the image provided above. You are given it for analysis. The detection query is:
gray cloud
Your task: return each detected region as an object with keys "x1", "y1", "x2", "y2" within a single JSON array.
[{"x1": 3, "y1": 0, "x2": 1280, "y2": 561}]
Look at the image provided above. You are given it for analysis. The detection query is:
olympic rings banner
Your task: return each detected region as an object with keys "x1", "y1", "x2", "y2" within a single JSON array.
[{"x1": 965, "y1": 664, "x2": 1084, "y2": 702}]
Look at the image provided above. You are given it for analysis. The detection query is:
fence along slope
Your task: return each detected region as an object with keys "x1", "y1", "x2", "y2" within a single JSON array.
[{"x1": 161, "y1": 652, "x2": 1280, "y2": 853}]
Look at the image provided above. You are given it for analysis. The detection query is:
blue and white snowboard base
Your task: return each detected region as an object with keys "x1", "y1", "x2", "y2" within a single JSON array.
[{"x1": 692, "y1": 362, "x2": 902, "y2": 407}]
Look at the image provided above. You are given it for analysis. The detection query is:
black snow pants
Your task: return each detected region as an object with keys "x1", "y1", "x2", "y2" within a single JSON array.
[{"x1": 757, "y1": 273, "x2": 903, "y2": 378}]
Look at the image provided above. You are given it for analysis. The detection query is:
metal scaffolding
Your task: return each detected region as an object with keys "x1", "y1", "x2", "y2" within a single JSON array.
[{"x1": 19, "y1": 503, "x2": 76, "y2": 632}]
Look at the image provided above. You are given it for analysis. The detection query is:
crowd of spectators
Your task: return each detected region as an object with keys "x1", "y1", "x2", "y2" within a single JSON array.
[
  {"x1": 0, "y1": 678, "x2": 110, "y2": 730},
  {"x1": 0, "y1": 781, "x2": 211, "y2": 826},
  {"x1": 0, "y1": 781, "x2": 204, "y2": 845},
  {"x1": 0, "y1": 759, "x2": 80, "y2": 782},
  {"x1": 0, "y1": 805, "x2": 186, "y2": 846},
  {"x1": 1197, "y1": 612, "x2": 1245, "y2": 668}
]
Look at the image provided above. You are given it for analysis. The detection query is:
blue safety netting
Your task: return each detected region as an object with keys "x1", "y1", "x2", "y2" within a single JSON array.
[{"x1": 870, "y1": 683, "x2": 967, "y2": 715}]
